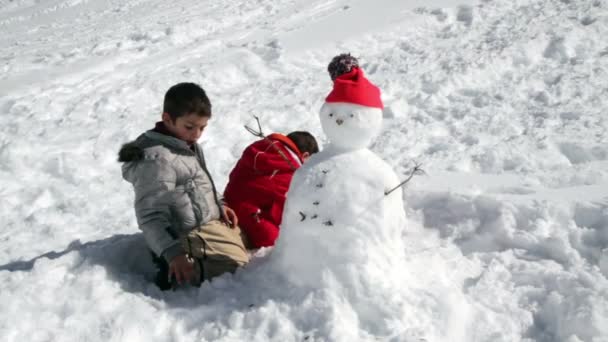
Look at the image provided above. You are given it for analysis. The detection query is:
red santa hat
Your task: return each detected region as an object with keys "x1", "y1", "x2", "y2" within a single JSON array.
[{"x1": 325, "y1": 67, "x2": 384, "y2": 109}]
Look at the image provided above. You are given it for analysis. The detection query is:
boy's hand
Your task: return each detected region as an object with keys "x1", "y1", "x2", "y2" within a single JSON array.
[
  {"x1": 222, "y1": 205, "x2": 238, "y2": 228},
  {"x1": 169, "y1": 254, "x2": 195, "y2": 285}
]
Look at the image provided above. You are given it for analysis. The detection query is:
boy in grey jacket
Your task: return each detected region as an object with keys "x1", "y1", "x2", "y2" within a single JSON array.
[{"x1": 118, "y1": 82, "x2": 249, "y2": 289}]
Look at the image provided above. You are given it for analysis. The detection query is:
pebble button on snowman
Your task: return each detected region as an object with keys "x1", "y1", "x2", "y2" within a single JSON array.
[{"x1": 271, "y1": 58, "x2": 407, "y2": 292}]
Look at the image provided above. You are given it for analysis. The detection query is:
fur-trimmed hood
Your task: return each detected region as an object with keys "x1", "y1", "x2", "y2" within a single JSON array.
[
  {"x1": 117, "y1": 130, "x2": 194, "y2": 163},
  {"x1": 118, "y1": 141, "x2": 145, "y2": 162}
]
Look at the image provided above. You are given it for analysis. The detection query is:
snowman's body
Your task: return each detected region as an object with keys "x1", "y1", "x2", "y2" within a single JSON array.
[{"x1": 271, "y1": 101, "x2": 407, "y2": 290}]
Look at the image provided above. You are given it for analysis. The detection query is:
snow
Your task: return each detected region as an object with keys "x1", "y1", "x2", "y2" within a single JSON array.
[{"x1": 1, "y1": 0, "x2": 607, "y2": 341}]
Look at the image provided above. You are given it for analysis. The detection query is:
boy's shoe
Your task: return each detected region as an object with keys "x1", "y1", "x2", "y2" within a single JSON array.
[{"x1": 151, "y1": 251, "x2": 172, "y2": 291}]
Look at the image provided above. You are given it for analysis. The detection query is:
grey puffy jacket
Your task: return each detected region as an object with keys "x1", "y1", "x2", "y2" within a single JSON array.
[{"x1": 119, "y1": 130, "x2": 223, "y2": 262}]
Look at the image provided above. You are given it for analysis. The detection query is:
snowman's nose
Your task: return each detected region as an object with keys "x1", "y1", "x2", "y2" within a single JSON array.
[{"x1": 336, "y1": 119, "x2": 344, "y2": 125}]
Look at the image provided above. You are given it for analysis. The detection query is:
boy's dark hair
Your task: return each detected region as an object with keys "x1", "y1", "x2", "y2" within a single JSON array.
[
  {"x1": 287, "y1": 131, "x2": 319, "y2": 154},
  {"x1": 163, "y1": 82, "x2": 211, "y2": 120}
]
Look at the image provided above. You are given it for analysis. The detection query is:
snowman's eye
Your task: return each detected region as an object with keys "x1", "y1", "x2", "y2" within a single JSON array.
[
  {"x1": 329, "y1": 113, "x2": 334, "y2": 117},
  {"x1": 349, "y1": 113, "x2": 354, "y2": 118}
]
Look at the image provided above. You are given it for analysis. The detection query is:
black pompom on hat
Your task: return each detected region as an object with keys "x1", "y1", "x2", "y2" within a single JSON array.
[{"x1": 327, "y1": 53, "x2": 359, "y2": 81}]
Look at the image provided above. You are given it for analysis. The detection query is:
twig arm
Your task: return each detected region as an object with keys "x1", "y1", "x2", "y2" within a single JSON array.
[
  {"x1": 385, "y1": 163, "x2": 425, "y2": 196},
  {"x1": 244, "y1": 116, "x2": 265, "y2": 138}
]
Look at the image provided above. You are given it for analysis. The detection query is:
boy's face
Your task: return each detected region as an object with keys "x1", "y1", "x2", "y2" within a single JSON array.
[
  {"x1": 302, "y1": 152, "x2": 311, "y2": 162},
  {"x1": 162, "y1": 112, "x2": 209, "y2": 145}
]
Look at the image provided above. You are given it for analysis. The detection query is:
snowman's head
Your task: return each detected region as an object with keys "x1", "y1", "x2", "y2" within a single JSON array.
[
  {"x1": 320, "y1": 67, "x2": 384, "y2": 150},
  {"x1": 320, "y1": 102, "x2": 382, "y2": 150}
]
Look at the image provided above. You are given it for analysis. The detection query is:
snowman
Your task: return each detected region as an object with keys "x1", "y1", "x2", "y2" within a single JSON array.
[{"x1": 270, "y1": 62, "x2": 407, "y2": 298}]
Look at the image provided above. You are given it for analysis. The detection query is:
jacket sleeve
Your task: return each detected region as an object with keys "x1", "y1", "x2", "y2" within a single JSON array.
[
  {"x1": 131, "y1": 157, "x2": 184, "y2": 262},
  {"x1": 248, "y1": 141, "x2": 298, "y2": 175},
  {"x1": 236, "y1": 202, "x2": 280, "y2": 248}
]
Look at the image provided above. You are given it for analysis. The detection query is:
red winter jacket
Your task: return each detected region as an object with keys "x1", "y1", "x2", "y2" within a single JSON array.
[{"x1": 224, "y1": 134, "x2": 303, "y2": 248}]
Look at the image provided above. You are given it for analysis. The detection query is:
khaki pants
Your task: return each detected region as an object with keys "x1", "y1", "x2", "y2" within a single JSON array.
[{"x1": 181, "y1": 220, "x2": 249, "y2": 285}]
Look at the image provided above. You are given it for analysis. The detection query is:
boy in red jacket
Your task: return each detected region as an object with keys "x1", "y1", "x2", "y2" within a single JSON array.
[{"x1": 224, "y1": 132, "x2": 319, "y2": 248}]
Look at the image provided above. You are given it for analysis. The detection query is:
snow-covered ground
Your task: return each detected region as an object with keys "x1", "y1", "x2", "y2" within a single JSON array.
[{"x1": 1, "y1": 0, "x2": 607, "y2": 341}]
